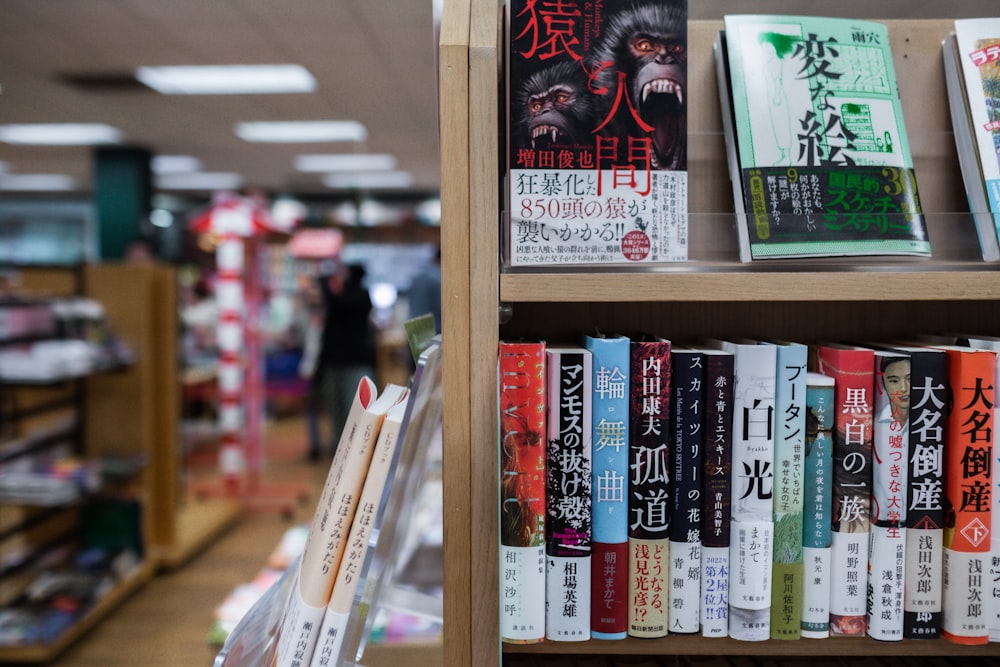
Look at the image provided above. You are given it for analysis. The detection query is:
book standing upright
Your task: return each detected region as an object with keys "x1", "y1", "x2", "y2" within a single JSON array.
[
  {"x1": 766, "y1": 341, "x2": 807, "y2": 640},
  {"x1": 867, "y1": 350, "x2": 909, "y2": 641},
  {"x1": 709, "y1": 339, "x2": 776, "y2": 641},
  {"x1": 504, "y1": 0, "x2": 688, "y2": 266},
  {"x1": 499, "y1": 341, "x2": 547, "y2": 644},
  {"x1": 801, "y1": 372, "x2": 835, "y2": 639},
  {"x1": 698, "y1": 348, "x2": 735, "y2": 638},
  {"x1": 715, "y1": 15, "x2": 930, "y2": 261},
  {"x1": 667, "y1": 347, "x2": 704, "y2": 634},
  {"x1": 545, "y1": 346, "x2": 593, "y2": 641},
  {"x1": 585, "y1": 333, "x2": 630, "y2": 639},
  {"x1": 815, "y1": 344, "x2": 874, "y2": 637},
  {"x1": 626, "y1": 337, "x2": 671, "y2": 639}
]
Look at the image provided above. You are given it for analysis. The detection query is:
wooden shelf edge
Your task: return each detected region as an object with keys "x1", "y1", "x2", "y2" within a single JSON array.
[
  {"x1": 501, "y1": 268, "x2": 1000, "y2": 302},
  {"x1": 501, "y1": 636, "x2": 1000, "y2": 656},
  {"x1": 0, "y1": 559, "x2": 154, "y2": 664},
  {"x1": 152, "y1": 498, "x2": 242, "y2": 571}
]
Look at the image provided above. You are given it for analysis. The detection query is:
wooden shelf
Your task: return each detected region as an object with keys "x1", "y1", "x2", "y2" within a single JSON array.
[
  {"x1": 151, "y1": 498, "x2": 242, "y2": 571},
  {"x1": 439, "y1": 5, "x2": 1000, "y2": 665},
  {"x1": 0, "y1": 560, "x2": 154, "y2": 664}
]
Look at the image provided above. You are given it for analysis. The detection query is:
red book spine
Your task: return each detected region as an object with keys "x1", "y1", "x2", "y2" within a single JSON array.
[{"x1": 499, "y1": 341, "x2": 547, "y2": 643}]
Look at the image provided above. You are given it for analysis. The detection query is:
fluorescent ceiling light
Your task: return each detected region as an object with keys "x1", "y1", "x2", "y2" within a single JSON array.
[
  {"x1": 151, "y1": 155, "x2": 202, "y2": 174},
  {"x1": 155, "y1": 172, "x2": 244, "y2": 191},
  {"x1": 323, "y1": 171, "x2": 413, "y2": 190},
  {"x1": 0, "y1": 174, "x2": 78, "y2": 191},
  {"x1": 235, "y1": 121, "x2": 366, "y2": 143},
  {"x1": 136, "y1": 64, "x2": 316, "y2": 95},
  {"x1": 0, "y1": 123, "x2": 122, "y2": 145},
  {"x1": 294, "y1": 153, "x2": 397, "y2": 172}
]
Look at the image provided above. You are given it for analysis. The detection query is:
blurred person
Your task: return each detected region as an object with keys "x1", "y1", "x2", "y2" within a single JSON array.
[
  {"x1": 408, "y1": 245, "x2": 442, "y2": 333},
  {"x1": 304, "y1": 262, "x2": 376, "y2": 460}
]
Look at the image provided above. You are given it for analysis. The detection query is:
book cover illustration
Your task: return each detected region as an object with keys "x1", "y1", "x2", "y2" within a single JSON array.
[
  {"x1": 867, "y1": 351, "x2": 909, "y2": 641},
  {"x1": 505, "y1": 0, "x2": 688, "y2": 266},
  {"x1": 815, "y1": 344, "x2": 874, "y2": 637},
  {"x1": 698, "y1": 348, "x2": 735, "y2": 638},
  {"x1": 668, "y1": 348, "x2": 704, "y2": 634},
  {"x1": 801, "y1": 372, "x2": 835, "y2": 639},
  {"x1": 626, "y1": 337, "x2": 671, "y2": 639},
  {"x1": 585, "y1": 333, "x2": 631, "y2": 639},
  {"x1": 717, "y1": 15, "x2": 930, "y2": 261},
  {"x1": 545, "y1": 346, "x2": 593, "y2": 641},
  {"x1": 499, "y1": 341, "x2": 547, "y2": 644},
  {"x1": 951, "y1": 20, "x2": 1000, "y2": 258}
]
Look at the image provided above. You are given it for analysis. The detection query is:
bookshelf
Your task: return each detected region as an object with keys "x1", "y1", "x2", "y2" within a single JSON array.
[{"x1": 439, "y1": 4, "x2": 1000, "y2": 665}]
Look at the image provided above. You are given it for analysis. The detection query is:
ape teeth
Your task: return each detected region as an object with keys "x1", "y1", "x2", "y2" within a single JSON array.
[{"x1": 642, "y1": 79, "x2": 685, "y2": 106}]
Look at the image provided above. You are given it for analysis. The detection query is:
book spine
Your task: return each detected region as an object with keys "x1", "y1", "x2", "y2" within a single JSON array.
[
  {"x1": 801, "y1": 373, "x2": 834, "y2": 638},
  {"x1": 626, "y1": 340, "x2": 671, "y2": 639},
  {"x1": 816, "y1": 346, "x2": 874, "y2": 637},
  {"x1": 499, "y1": 341, "x2": 547, "y2": 644},
  {"x1": 867, "y1": 351, "x2": 909, "y2": 641},
  {"x1": 586, "y1": 335, "x2": 630, "y2": 640},
  {"x1": 904, "y1": 350, "x2": 948, "y2": 639},
  {"x1": 668, "y1": 349, "x2": 704, "y2": 634},
  {"x1": 545, "y1": 348, "x2": 593, "y2": 641},
  {"x1": 942, "y1": 347, "x2": 996, "y2": 645},
  {"x1": 727, "y1": 343, "x2": 776, "y2": 641},
  {"x1": 701, "y1": 351, "x2": 734, "y2": 638},
  {"x1": 770, "y1": 343, "x2": 806, "y2": 640}
]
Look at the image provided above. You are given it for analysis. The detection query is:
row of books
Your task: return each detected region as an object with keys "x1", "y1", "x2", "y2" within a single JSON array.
[
  {"x1": 498, "y1": 334, "x2": 1000, "y2": 644},
  {"x1": 504, "y1": 6, "x2": 1000, "y2": 264}
]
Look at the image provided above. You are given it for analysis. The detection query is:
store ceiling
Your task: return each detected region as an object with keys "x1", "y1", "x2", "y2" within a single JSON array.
[{"x1": 0, "y1": 0, "x2": 441, "y2": 199}]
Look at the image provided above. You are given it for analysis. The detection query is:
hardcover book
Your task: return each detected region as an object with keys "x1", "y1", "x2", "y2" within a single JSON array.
[
  {"x1": 546, "y1": 346, "x2": 593, "y2": 641},
  {"x1": 815, "y1": 343, "x2": 874, "y2": 637},
  {"x1": 940, "y1": 345, "x2": 996, "y2": 645},
  {"x1": 708, "y1": 339, "x2": 776, "y2": 641},
  {"x1": 697, "y1": 347, "x2": 735, "y2": 638},
  {"x1": 499, "y1": 340, "x2": 547, "y2": 644},
  {"x1": 888, "y1": 344, "x2": 948, "y2": 640},
  {"x1": 867, "y1": 350, "x2": 909, "y2": 642},
  {"x1": 668, "y1": 347, "x2": 704, "y2": 634},
  {"x1": 766, "y1": 341, "x2": 807, "y2": 640},
  {"x1": 801, "y1": 371, "x2": 835, "y2": 639},
  {"x1": 626, "y1": 337, "x2": 670, "y2": 639},
  {"x1": 504, "y1": 0, "x2": 688, "y2": 266},
  {"x1": 714, "y1": 15, "x2": 930, "y2": 262},
  {"x1": 943, "y1": 20, "x2": 1000, "y2": 261},
  {"x1": 585, "y1": 333, "x2": 630, "y2": 639}
]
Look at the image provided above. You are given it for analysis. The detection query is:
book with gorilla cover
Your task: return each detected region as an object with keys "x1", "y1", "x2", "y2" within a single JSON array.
[
  {"x1": 504, "y1": 0, "x2": 688, "y2": 266},
  {"x1": 714, "y1": 15, "x2": 931, "y2": 262}
]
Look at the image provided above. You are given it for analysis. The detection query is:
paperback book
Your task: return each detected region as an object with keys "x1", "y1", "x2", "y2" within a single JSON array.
[
  {"x1": 942, "y1": 20, "x2": 1000, "y2": 261},
  {"x1": 715, "y1": 15, "x2": 930, "y2": 261},
  {"x1": 504, "y1": 0, "x2": 688, "y2": 266},
  {"x1": 801, "y1": 371, "x2": 835, "y2": 639}
]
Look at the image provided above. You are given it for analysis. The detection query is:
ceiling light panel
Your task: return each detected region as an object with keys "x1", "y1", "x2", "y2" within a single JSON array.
[
  {"x1": 155, "y1": 172, "x2": 244, "y2": 191},
  {"x1": 235, "y1": 121, "x2": 367, "y2": 143},
  {"x1": 136, "y1": 64, "x2": 316, "y2": 95},
  {"x1": 0, "y1": 124, "x2": 122, "y2": 145},
  {"x1": 294, "y1": 154, "x2": 397, "y2": 172},
  {"x1": 0, "y1": 174, "x2": 78, "y2": 191},
  {"x1": 323, "y1": 171, "x2": 413, "y2": 189}
]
